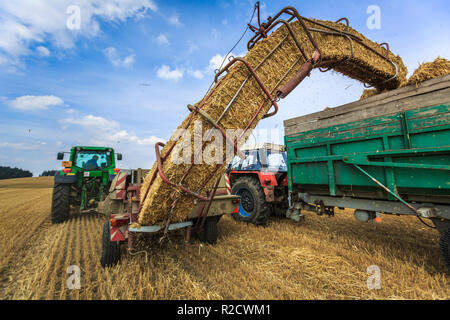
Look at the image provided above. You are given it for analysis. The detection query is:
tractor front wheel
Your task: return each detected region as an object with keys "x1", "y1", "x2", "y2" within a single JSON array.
[
  {"x1": 51, "y1": 183, "x2": 70, "y2": 224},
  {"x1": 231, "y1": 177, "x2": 270, "y2": 226},
  {"x1": 100, "y1": 221, "x2": 121, "y2": 267}
]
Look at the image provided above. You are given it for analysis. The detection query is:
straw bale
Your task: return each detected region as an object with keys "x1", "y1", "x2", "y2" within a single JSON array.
[
  {"x1": 360, "y1": 89, "x2": 379, "y2": 100},
  {"x1": 404, "y1": 57, "x2": 450, "y2": 86},
  {"x1": 360, "y1": 57, "x2": 450, "y2": 99}
]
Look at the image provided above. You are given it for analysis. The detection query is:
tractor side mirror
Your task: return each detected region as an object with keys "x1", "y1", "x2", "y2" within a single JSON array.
[
  {"x1": 57, "y1": 152, "x2": 64, "y2": 160},
  {"x1": 117, "y1": 153, "x2": 123, "y2": 161}
]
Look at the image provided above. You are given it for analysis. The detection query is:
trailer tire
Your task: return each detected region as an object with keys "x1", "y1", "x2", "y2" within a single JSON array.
[
  {"x1": 100, "y1": 221, "x2": 121, "y2": 267},
  {"x1": 51, "y1": 183, "x2": 70, "y2": 224},
  {"x1": 439, "y1": 228, "x2": 450, "y2": 272},
  {"x1": 231, "y1": 177, "x2": 270, "y2": 226},
  {"x1": 199, "y1": 216, "x2": 219, "y2": 245}
]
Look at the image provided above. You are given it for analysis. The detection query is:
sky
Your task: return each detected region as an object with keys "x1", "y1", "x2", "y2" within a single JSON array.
[{"x1": 0, "y1": 0, "x2": 449, "y2": 175}]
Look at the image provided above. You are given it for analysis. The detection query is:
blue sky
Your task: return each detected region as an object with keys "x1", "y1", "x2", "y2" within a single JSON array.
[{"x1": 0, "y1": 0, "x2": 449, "y2": 175}]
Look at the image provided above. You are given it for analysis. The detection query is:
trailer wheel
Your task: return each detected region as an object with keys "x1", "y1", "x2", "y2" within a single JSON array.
[
  {"x1": 439, "y1": 228, "x2": 450, "y2": 272},
  {"x1": 100, "y1": 221, "x2": 121, "y2": 267},
  {"x1": 199, "y1": 216, "x2": 219, "y2": 245},
  {"x1": 231, "y1": 177, "x2": 270, "y2": 226},
  {"x1": 51, "y1": 183, "x2": 70, "y2": 224}
]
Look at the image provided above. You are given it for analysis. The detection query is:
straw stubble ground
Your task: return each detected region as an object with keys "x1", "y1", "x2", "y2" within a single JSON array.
[{"x1": 0, "y1": 177, "x2": 448, "y2": 300}]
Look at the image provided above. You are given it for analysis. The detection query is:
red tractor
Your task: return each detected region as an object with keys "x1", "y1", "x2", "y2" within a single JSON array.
[{"x1": 227, "y1": 144, "x2": 290, "y2": 225}]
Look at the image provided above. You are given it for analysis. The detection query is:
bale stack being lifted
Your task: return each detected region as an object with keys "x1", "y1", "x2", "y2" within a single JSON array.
[{"x1": 138, "y1": 8, "x2": 408, "y2": 226}]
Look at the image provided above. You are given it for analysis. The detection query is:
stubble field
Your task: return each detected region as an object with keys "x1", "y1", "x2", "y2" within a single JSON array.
[{"x1": 0, "y1": 177, "x2": 448, "y2": 300}]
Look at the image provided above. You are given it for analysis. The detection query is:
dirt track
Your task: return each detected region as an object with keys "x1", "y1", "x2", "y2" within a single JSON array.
[{"x1": 0, "y1": 177, "x2": 448, "y2": 300}]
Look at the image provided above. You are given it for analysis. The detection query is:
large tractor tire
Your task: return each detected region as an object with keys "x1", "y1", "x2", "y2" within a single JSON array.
[
  {"x1": 439, "y1": 228, "x2": 450, "y2": 272},
  {"x1": 199, "y1": 216, "x2": 220, "y2": 245},
  {"x1": 231, "y1": 176, "x2": 270, "y2": 226},
  {"x1": 51, "y1": 183, "x2": 70, "y2": 224},
  {"x1": 100, "y1": 221, "x2": 121, "y2": 267}
]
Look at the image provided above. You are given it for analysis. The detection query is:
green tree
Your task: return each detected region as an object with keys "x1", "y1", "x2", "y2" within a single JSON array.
[{"x1": 0, "y1": 166, "x2": 33, "y2": 180}]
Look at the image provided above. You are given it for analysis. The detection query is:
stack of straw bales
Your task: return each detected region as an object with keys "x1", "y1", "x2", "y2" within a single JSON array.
[
  {"x1": 360, "y1": 57, "x2": 449, "y2": 100},
  {"x1": 139, "y1": 18, "x2": 407, "y2": 226},
  {"x1": 405, "y1": 57, "x2": 450, "y2": 86}
]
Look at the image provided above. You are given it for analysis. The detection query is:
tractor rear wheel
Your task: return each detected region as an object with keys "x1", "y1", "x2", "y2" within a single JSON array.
[
  {"x1": 51, "y1": 183, "x2": 70, "y2": 224},
  {"x1": 231, "y1": 177, "x2": 270, "y2": 226},
  {"x1": 100, "y1": 221, "x2": 121, "y2": 267},
  {"x1": 199, "y1": 216, "x2": 220, "y2": 244},
  {"x1": 439, "y1": 228, "x2": 450, "y2": 272}
]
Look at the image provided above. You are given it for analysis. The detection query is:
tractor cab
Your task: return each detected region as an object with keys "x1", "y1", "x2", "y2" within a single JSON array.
[
  {"x1": 73, "y1": 149, "x2": 112, "y2": 171},
  {"x1": 228, "y1": 144, "x2": 287, "y2": 173}
]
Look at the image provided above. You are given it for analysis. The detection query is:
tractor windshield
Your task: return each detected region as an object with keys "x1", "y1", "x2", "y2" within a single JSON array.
[
  {"x1": 229, "y1": 150, "x2": 287, "y2": 172},
  {"x1": 74, "y1": 150, "x2": 112, "y2": 170},
  {"x1": 266, "y1": 151, "x2": 288, "y2": 172}
]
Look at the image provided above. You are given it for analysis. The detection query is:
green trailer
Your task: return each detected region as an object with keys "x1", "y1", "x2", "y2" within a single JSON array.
[{"x1": 284, "y1": 75, "x2": 450, "y2": 270}]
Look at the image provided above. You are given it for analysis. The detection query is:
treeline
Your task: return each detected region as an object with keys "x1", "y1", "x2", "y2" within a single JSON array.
[
  {"x1": 40, "y1": 170, "x2": 57, "y2": 177},
  {"x1": 0, "y1": 166, "x2": 33, "y2": 180}
]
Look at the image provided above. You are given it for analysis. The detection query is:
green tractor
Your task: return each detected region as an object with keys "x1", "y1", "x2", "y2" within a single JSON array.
[{"x1": 51, "y1": 146, "x2": 123, "y2": 224}]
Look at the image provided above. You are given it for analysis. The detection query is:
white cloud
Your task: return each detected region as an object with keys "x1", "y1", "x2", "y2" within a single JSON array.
[
  {"x1": 103, "y1": 47, "x2": 135, "y2": 68},
  {"x1": 122, "y1": 54, "x2": 135, "y2": 67},
  {"x1": 187, "y1": 41, "x2": 199, "y2": 53},
  {"x1": 156, "y1": 65, "x2": 183, "y2": 82},
  {"x1": 188, "y1": 69, "x2": 204, "y2": 79},
  {"x1": 209, "y1": 54, "x2": 226, "y2": 71},
  {"x1": 60, "y1": 114, "x2": 164, "y2": 146},
  {"x1": 0, "y1": 0, "x2": 157, "y2": 65},
  {"x1": 156, "y1": 34, "x2": 169, "y2": 46},
  {"x1": 61, "y1": 114, "x2": 119, "y2": 130},
  {"x1": 167, "y1": 14, "x2": 182, "y2": 26},
  {"x1": 109, "y1": 130, "x2": 163, "y2": 145},
  {"x1": 0, "y1": 142, "x2": 36, "y2": 150},
  {"x1": 185, "y1": 52, "x2": 241, "y2": 80},
  {"x1": 7, "y1": 95, "x2": 64, "y2": 111},
  {"x1": 36, "y1": 46, "x2": 50, "y2": 57},
  {"x1": 136, "y1": 136, "x2": 162, "y2": 145},
  {"x1": 208, "y1": 52, "x2": 242, "y2": 71}
]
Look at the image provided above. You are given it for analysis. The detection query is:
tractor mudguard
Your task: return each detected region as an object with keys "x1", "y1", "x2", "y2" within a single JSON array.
[
  {"x1": 257, "y1": 172, "x2": 278, "y2": 187},
  {"x1": 54, "y1": 171, "x2": 77, "y2": 184}
]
